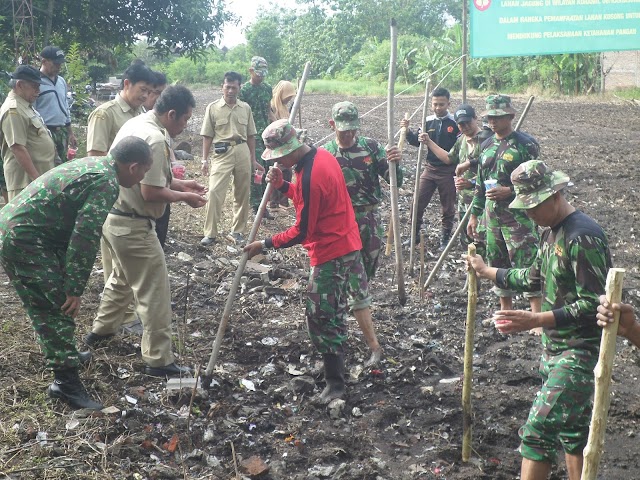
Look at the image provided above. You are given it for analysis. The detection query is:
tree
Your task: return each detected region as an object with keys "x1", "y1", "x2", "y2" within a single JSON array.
[
  {"x1": 3, "y1": 0, "x2": 234, "y2": 62},
  {"x1": 246, "y1": 16, "x2": 283, "y2": 70}
]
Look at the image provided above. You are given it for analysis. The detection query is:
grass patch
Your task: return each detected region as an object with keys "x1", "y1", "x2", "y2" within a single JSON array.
[
  {"x1": 612, "y1": 87, "x2": 640, "y2": 99},
  {"x1": 305, "y1": 79, "x2": 423, "y2": 96}
]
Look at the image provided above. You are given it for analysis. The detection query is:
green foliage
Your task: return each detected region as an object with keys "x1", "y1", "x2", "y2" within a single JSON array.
[
  {"x1": 164, "y1": 49, "x2": 246, "y2": 85},
  {"x1": 64, "y1": 43, "x2": 89, "y2": 87},
  {"x1": 614, "y1": 87, "x2": 640, "y2": 99},
  {"x1": 305, "y1": 79, "x2": 423, "y2": 96},
  {"x1": 246, "y1": 16, "x2": 283, "y2": 70}
]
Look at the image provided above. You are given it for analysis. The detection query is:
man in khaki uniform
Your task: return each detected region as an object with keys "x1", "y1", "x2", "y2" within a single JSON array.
[
  {"x1": 86, "y1": 61, "x2": 155, "y2": 156},
  {"x1": 200, "y1": 71, "x2": 258, "y2": 246},
  {"x1": 85, "y1": 86, "x2": 208, "y2": 377},
  {"x1": 0, "y1": 66, "x2": 56, "y2": 200}
]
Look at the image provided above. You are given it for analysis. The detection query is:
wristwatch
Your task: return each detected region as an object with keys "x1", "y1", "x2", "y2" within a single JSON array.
[{"x1": 260, "y1": 239, "x2": 266, "y2": 249}]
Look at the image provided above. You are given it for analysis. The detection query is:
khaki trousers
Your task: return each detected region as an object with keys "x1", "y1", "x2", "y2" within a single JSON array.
[
  {"x1": 203, "y1": 144, "x2": 251, "y2": 238},
  {"x1": 92, "y1": 214, "x2": 174, "y2": 367},
  {"x1": 100, "y1": 236, "x2": 137, "y2": 325},
  {"x1": 7, "y1": 188, "x2": 24, "y2": 201}
]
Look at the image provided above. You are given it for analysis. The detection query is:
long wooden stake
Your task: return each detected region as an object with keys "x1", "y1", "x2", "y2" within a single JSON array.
[
  {"x1": 422, "y1": 207, "x2": 472, "y2": 291},
  {"x1": 386, "y1": 113, "x2": 409, "y2": 259},
  {"x1": 387, "y1": 19, "x2": 406, "y2": 306},
  {"x1": 205, "y1": 62, "x2": 312, "y2": 376},
  {"x1": 462, "y1": 243, "x2": 478, "y2": 462},
  {"x1": 422, "y1": 97, "x2": 536, "y2": 292},
  {"x1": 419, "y1": 231, "x2": 425, "y2": 303},
  {"x1": 408, "y1": 78, "x2": 431, "y2": 271},
  {"x1": 581, "y1": 268, "x2": 625, "y2": 480}
]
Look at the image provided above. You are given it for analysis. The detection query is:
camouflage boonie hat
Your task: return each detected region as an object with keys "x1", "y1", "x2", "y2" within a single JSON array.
[
  {"x1": 331, "y1": 101, "x2": 360, "y2": 131},
  {"x1": 262, "y1": 119, "x2": 304, "y2": 160},
  {"x1": 509, "y1": 160, "x2": 570, "y2": 209},
  {"x1": 481, "y1": 94, "x2": 517, "y2": 117},
  {"x1": 251, "y1": 56, "x2": 268, "y2": 77}
]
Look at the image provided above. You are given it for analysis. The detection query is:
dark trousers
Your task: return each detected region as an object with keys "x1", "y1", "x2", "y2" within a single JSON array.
[
  {"x1": 155, "y1": 204, "x2": 171, "y2": 248},
  {"x1": 415, "y1": 164, "x2": 457, "y2": 235}
]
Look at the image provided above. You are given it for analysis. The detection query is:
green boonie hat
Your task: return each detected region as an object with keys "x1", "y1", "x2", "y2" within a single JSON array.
[
  {"x1": 331, "y1": 101, "x2": 360, "y2": 131},
  {"x1": 262, "y1": 119, "x2": 304, "y2": 161},
  {"x1": 481, "y1": 94, "x2": 517, "y2": 117},
  {"x1": 509, "y1": 160, "x2": 570, "y2": 209},
  {"x1": 251, "y1": 56, "x2": 268, "y2": 77}
]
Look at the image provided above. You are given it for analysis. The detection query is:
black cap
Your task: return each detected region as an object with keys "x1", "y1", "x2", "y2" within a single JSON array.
[
  {"x1": 41, "y1": 45, "x2": 65, "y2": 63},
  {"x1": 454, "y1": 104, "x2": 476, "y2": 123},
  {"x1": 10, "y1": 65, "x2": 44, "y2": 84}
]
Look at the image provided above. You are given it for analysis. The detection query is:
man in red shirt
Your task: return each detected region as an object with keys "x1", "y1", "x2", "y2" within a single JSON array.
[{"x1": 245, "y1": 119, "x2": 374, "y2": 404}]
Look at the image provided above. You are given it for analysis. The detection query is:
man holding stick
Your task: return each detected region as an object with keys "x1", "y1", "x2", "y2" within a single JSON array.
[
  {"x1": 468, "y1": 160, "x2": 611, "y2": 480},
  {"x1": 400, "y1": 87, "x2": 459, "y2": 250},
  {"x1": 462, "y1": 94, "x2": 542, "y2": 323},
  {"x1": 244, "y1": 119, "x2": 374, "y2": 404},
  {"x1": 323, "y1": 101, "x2": 402, "y2": 366}
]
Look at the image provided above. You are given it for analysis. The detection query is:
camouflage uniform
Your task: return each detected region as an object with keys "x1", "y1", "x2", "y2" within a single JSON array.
[
  {"x1": 324, "y1": 134, "x2": 403, "y2": 280},
  {"x1": 307, "y1": 250, "x2": 371, "y2": 353},
  {"x1": 495, "y1": 160, "x2": 611, "y2": 464},
  {"x1": 239, "y1": 56, "x2": 272, "y2": 210},
  {"x1": 470, "y1": 95, "x2": 540, "y2": 298},
  {"x1": 0, "y1": 156, "x2": 120, "y2": 369}
]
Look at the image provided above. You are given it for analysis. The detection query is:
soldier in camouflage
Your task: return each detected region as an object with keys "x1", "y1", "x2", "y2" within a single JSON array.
[
  {"x1": 323, "y1": 101, "x2": 402, "y2": 366},
  {"x1": 0, "y1": 137, "x2": 152, "y2": 410},
  {"x1": 244, "y1": 119, "x2": 372, "y2": 405},
  {"x1": 468, "y1": 160, "x2": 611, "y2": 480},
  {"x1": 239, "y1": 56, "x2": 276, "y2": 218},
  {"x1": 462, "y1": 94, "x2": 542, "y2": 321},
  {"x1": 422, "y1": 104, "x2": 487, "y2": 250}
]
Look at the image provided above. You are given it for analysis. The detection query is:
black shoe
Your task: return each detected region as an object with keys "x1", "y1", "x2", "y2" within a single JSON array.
[
  {"x1": 78, "y1": 351, "x2": 92, "y2": 365},
  {"x1": 143, "y1": 362, "x2": 192, "y2": 378},
  {"x1": 84, "y1": 332, "x2": 114, "y2": 347},
  {"x1": 263, "y1": 209, "x2": 274, "y2": 220},
  {"x1": 48, "y1": 368, "x2": 103, "y2": 410}
]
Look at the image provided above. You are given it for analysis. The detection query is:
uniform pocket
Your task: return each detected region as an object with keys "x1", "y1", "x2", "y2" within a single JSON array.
[{"x1": 107, "y1": 225, "x2": 132, "y2": 237}]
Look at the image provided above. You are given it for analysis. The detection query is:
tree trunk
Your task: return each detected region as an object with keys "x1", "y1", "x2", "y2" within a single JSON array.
[{"x1": 44, "y1": 0, "x2": 55, "y2": 46}]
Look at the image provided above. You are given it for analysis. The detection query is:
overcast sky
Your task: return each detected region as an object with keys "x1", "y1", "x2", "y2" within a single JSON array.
[{"x1": 218, "y1": 0, "x2": 300, "y2": 47}]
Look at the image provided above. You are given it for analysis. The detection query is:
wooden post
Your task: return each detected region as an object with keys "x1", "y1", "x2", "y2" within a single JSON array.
[
  {"x1": 462, "y1": 0, "x2": 468, "y2": 104},
  {"x1": 462, "y1": 243, "x2": 478, "y2": 462},
  {"x1": 581, "y1": 268, "x2": 625, "y2": 480},
  {"x1": 205, "y1": 63, "x2": 312, "y2": 376},
  {"x1": 387, "y1": 19, "x2": 406, "y2": 306},
  {"x1": 419, "y1": 231, "x2": 425, "y2": 303},
  {"x1": 408, "y1": 78, "x2": 431, "y2": 272}
]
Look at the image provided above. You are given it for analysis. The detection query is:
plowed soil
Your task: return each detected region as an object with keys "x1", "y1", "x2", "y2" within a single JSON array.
[{"x1": 1, "y1": 90, "x2": 640, "y2": 479}]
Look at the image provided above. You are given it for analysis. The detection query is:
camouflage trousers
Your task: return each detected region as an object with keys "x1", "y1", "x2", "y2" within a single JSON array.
[
  {"x1": 49, "y1": 127, "x2": 69, "y2": 166},
  {"x1": 354, "y1": 205, "x2": 384, "y2": 281},
  {"x1": 0, "y1": 239, "x2": 80, "y2": 370},
  {"x1": 519, "y1": 349, "x2": 596, "y2": 463},
  {"x1": 486, "y1": 209, "x2": 540, "y2": 298},
  {"x1": 250, "y1": 138, "x2": 266, "y2": 210},
  {"x1": 306, "y1": 250, "x2": 371, "y2": 354}
]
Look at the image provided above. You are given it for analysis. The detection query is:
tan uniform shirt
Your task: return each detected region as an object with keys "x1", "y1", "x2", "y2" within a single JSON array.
[
  {"x1": 200, "y1": 98, "x2": 256, "y2": 144},
  {"x1": 110, "y1": 111, "x2": 171, "y2": 219},
  {"x1": 0, "y1": 90, "x2": 55, "y2": 190},
  {"x1": 87, "y1": 93, "x2": 143, "y2": 153}
]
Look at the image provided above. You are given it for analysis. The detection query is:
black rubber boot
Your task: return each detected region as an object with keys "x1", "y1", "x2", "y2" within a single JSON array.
[
  {"x1": 314, "y1": 353, "x2": 345, "y2": 405},
  {"x1": 48, "y1": 368, "x2": 103, "y2": 410},
  {"x1": 439, "y1": 228, "x2": 453, "y2": 251}
]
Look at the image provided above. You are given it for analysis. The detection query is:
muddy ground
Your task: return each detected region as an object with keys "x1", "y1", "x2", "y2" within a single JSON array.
[{"x1": 1, "y1": 90, "x2": 640, "y2": 479}]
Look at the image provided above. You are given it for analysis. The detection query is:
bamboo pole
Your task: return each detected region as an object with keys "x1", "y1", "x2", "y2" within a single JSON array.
[
  {"x1": 462, "y1": 243, "x2": 478, "y2": 462},
  {"x1": 422, "y1": 207, "x2": 472, "y2": 291},
  {"x1": 387, "y1": 19, "x2": 406, "y2": 306},
  {"x1": 408, "y1": 78, "x2": 431, "y2": 271},
  {"x1": 386, "y1": 113, "x2": 408, "y2": 261},
  {"x1": 421, "y1": 97, "x2": 536, "y2": 292},
  {"x1": 398, "y1": 112, "x2": 409, "y2": 152},
  {"x1": 581, "y1": 268, "x2": 625, "y2": 480},
  {"x1": 461, "y1": 0, "x2": 468, "y2": 104},
  {"x1": 205, "y1": 62, "x2": 312, "y2": 376}
]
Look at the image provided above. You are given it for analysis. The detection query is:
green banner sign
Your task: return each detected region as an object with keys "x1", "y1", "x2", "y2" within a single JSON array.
[{"x1": 470, "y1": 0, "x2": 640, "y2": 57}]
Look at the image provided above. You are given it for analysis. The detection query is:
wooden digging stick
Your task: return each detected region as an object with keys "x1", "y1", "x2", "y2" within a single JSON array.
[
  {"x1": 581, "y1": 267, "x2": 625, "y2": 480},
  {"x1": 408, "y1": 77, "x2": 431, "y2": 270},
  {"x1": 387, "y1": 18, "x2": 406, "y2": 306},
  {"x1": 205, "y1": 62, "x2": 312, "y2": 376},
  {"x1": 462, "y1": 243, "x2": 478, "y2": 462},
  {"x1": 419, "y1": 231, "x2": 425, "y2": 303},
  {"x1": 384, "y1": 113, "x2": 409, "y2": 258}
]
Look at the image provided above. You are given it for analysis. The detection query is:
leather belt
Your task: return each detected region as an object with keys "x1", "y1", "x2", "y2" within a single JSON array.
[
  {"x1": 109, "y1": 208, "x2": 154, "y2": 220},
  {"x1": 217, "y1": 139, "x2": 246, "y2": 147},
  {"x1": 47, "y1": 125, "x2": 65, "y2": 131}
]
